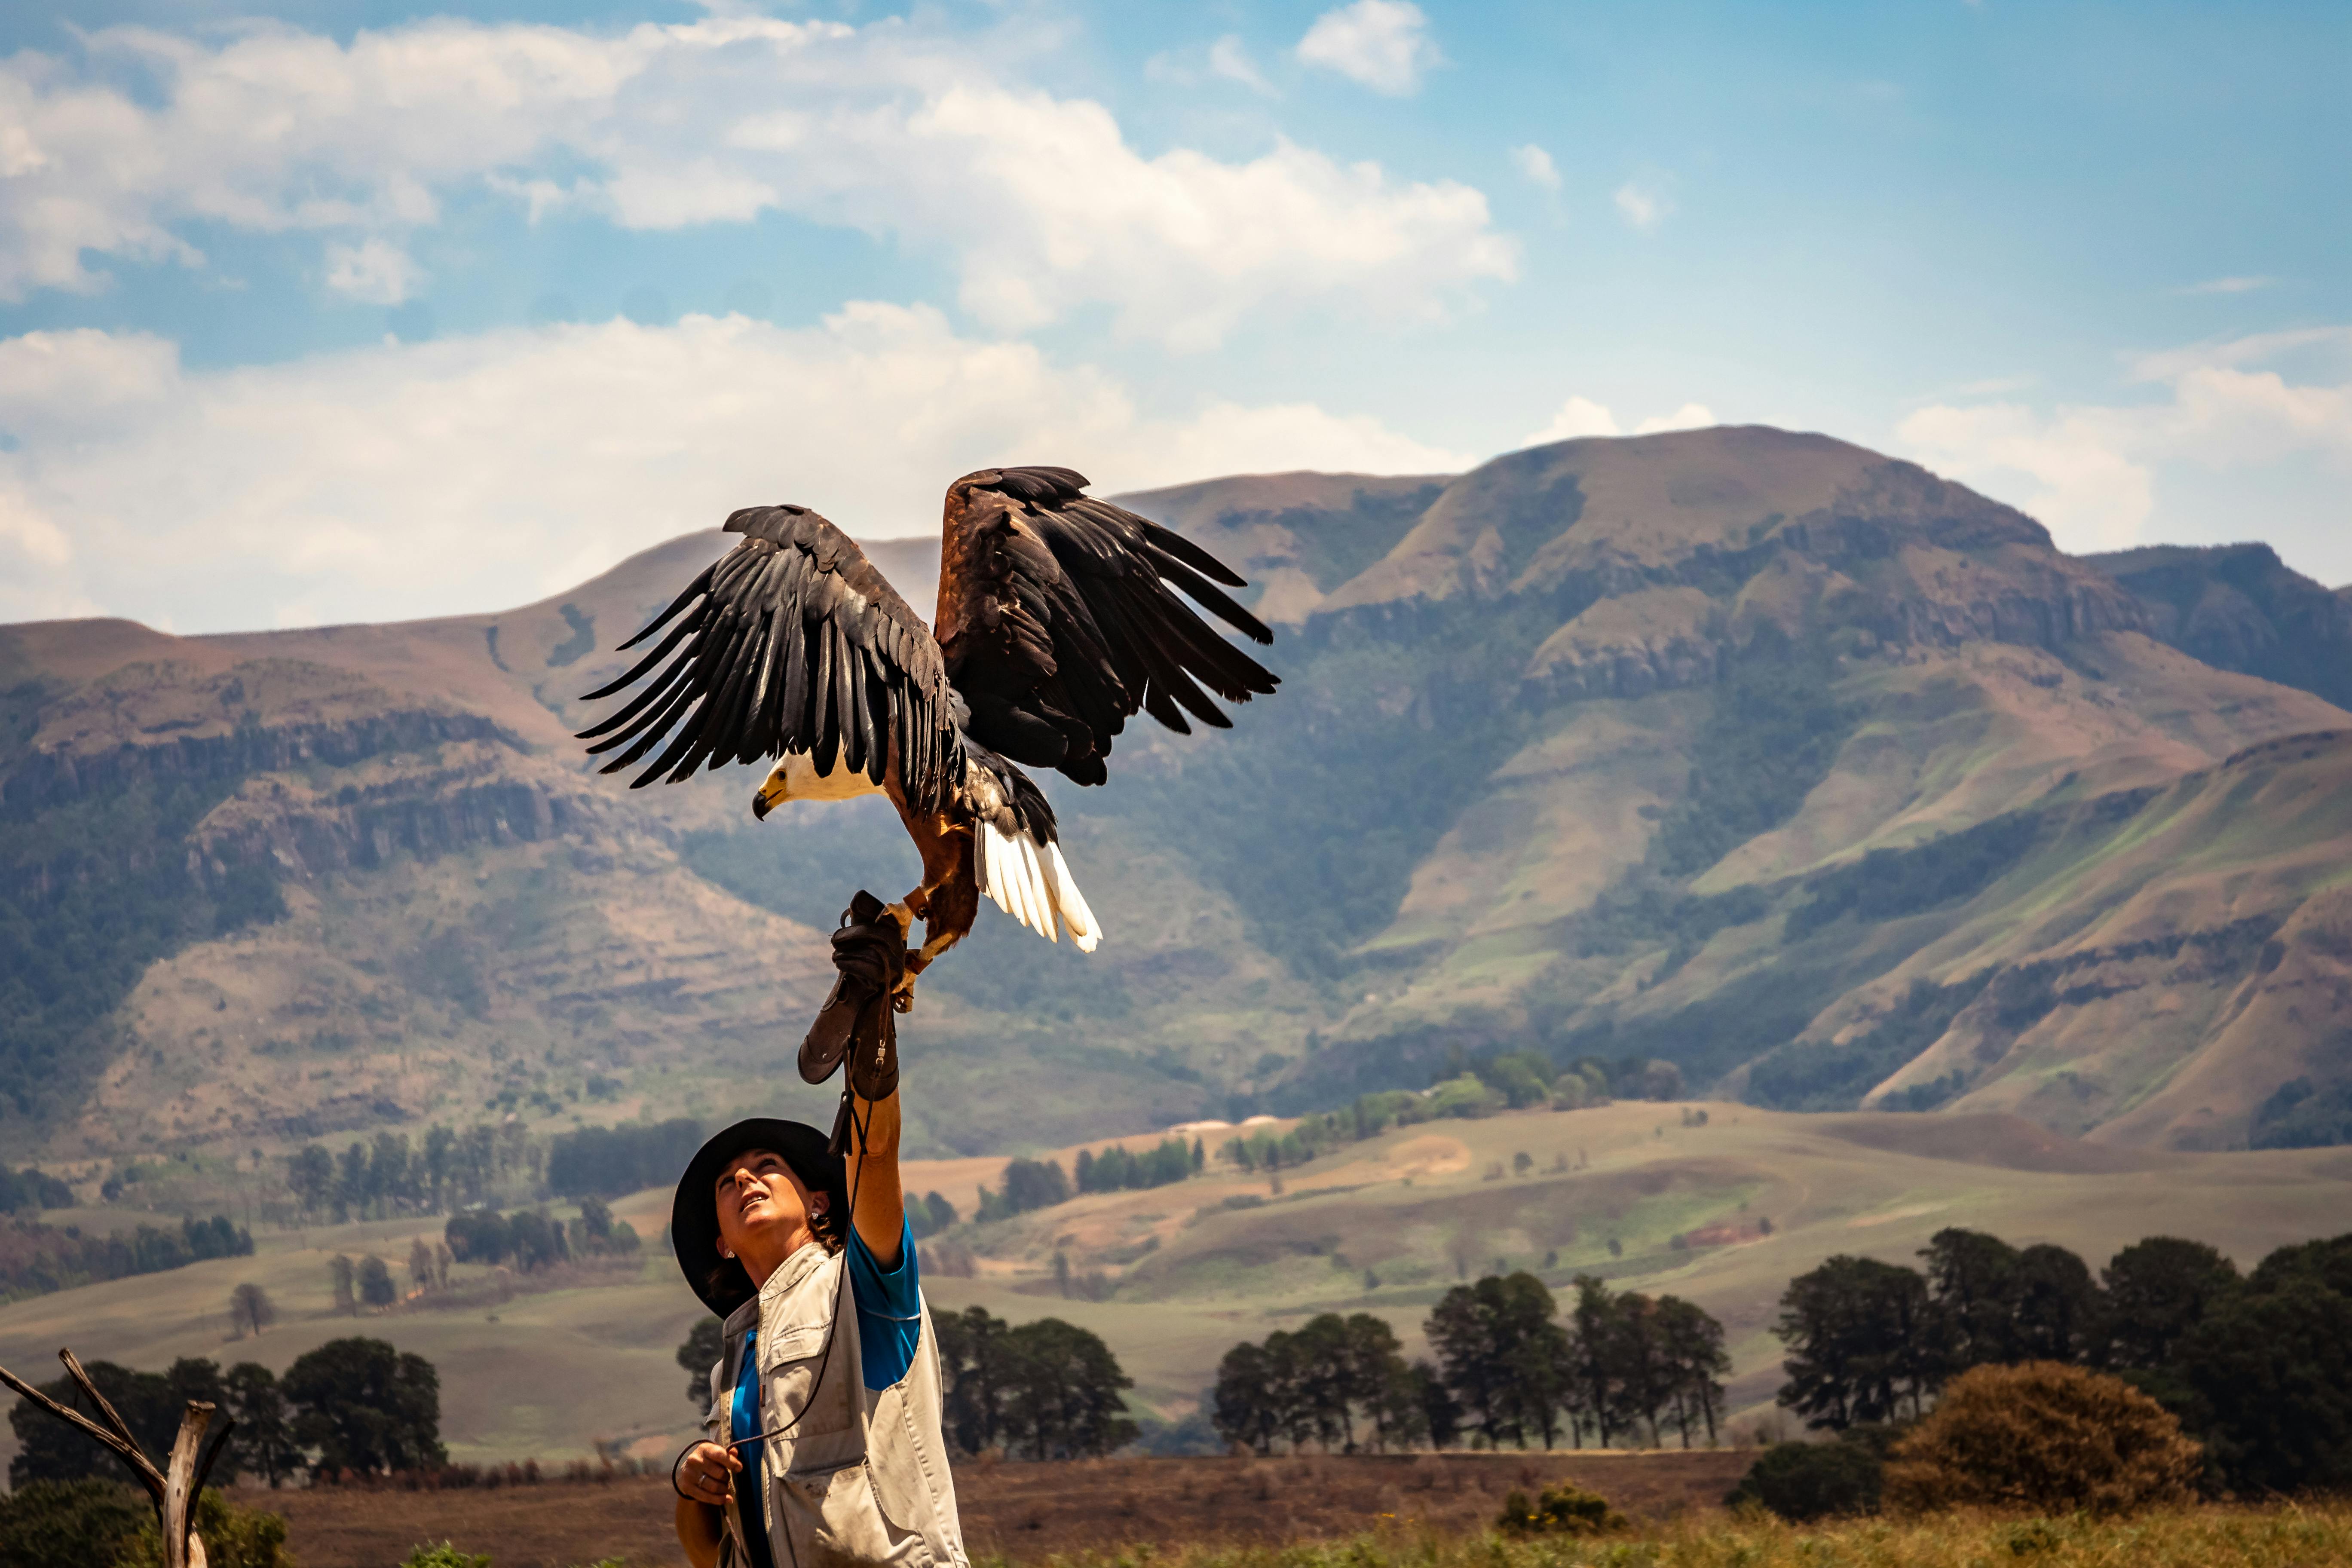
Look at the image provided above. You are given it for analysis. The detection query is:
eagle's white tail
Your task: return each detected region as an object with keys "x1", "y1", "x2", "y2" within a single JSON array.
[{"x1": 977, "y1": 821, "x2": 1101, "y2": 952}]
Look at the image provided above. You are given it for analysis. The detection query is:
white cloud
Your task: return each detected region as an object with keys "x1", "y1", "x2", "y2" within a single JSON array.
[
  {"x1": 1524, "y1": 396, "x2": 1620, "y2": 443},
  {"x1": 324, "y1": 237, "x2": 425, "y2": 304},
  {"x1": 1209, "y1": 36, "x2": 1276, "y2": 96},
  {"x1": 1635, "y1": 403, "x2": 1715, "y2": 435},
  {"x1": 0, "y1": 310, "x2": 1474, "y2": 632},
  {"x1": 1613, "y1": 180, "x2": 1672, "y2": 230},
  {"x1": 1896, "y1": 328, "x2": 2352, "y2": 557},
  {"x1": 1511, "y1": 144, "x2": 1561, "y2": 193},
  {"x1": 1897, "y1": 402, "x2": 2156, "y2": 551},
  {"x1": 0, "y1": 16, "x2": 1514, "y2": 348},
  {"x1": 2178, "y1": 276, "x2": 2273, "y2": 296},
  {"x1": 1296, "y1": 1, "x2": 1443, "y2": 96}
]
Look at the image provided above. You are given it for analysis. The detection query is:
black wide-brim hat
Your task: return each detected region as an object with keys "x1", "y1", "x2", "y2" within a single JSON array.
[{"x1": 671, "y1": 1118, "x2": 847, "y2": 1317}]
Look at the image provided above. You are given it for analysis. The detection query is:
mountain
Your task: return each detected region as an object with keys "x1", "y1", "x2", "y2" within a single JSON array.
[
  {"x1": 3, "y1": 426, "x2": 2349, "y2": 1170},
  {"x1": 2080, "y1": 541, "x2": 2352, "y2": 711}
]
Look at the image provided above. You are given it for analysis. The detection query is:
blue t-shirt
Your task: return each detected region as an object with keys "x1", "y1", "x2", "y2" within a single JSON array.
[{"x1": 844, "y1": 1216, "x2": 922, "y2": 1390}]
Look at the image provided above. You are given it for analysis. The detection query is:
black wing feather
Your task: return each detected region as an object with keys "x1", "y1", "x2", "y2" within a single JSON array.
[
  {"x1": 575, "y1": 508, "x2": 960, "y2": 808},
  {"x1": 938, "y1": 467, "x2": 1277, "y2": 786}
]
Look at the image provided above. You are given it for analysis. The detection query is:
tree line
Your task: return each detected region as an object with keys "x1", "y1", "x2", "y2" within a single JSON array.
[
  {"x1": 1774, "y1": 1226, "x2": 2352, "y2": 1492},
  {"x1": 0, "y1": 1213, "x2": 252, "y2": 1305},
  {"x1": 8, "y1": 1337, "x2": 442, "y2": 1488},
  {"x1": 285, "y1": 1124, "x2": 533, "y2": 1221},
  {"x1": 1075, "y1": 1137, "x2": 1200, "y2": 1194},
  {"x1": 282, "y1": 1117, "x2": 703, "y2": 1222},
  {"x1": 444, "y1": 1196, "x2": 640, "y2": 1271},
  {"x1": 1212, "y1": 1271, "x2": 1729, "y2": 1455}
]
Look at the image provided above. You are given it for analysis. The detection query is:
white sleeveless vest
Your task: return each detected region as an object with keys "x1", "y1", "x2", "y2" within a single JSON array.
[{"x1": 703, "y1": 1242, "x2": 968, "y2": 1568}]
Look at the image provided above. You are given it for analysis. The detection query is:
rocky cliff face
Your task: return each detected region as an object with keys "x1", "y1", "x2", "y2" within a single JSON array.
[{"x1": 2084, "y1": 541, "x2": 2352, "y2": 711}]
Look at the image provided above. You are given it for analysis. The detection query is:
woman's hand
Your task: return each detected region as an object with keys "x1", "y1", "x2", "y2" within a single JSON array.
[{"x1": 676, "y1": 1440, "x2": 741, "y2": 1506}]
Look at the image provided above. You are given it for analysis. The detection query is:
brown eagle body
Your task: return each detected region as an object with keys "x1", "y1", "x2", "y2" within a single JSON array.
[{"x1": 576, "y1": 467, "x2": 1277, "y2": 994}]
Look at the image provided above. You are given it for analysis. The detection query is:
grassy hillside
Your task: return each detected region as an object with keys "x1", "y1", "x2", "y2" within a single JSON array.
[
  {"x1": 3, "y1": 1101, "x2": 2345, "y2": 1476},
  {"x1": 4, "y1": 426, "x2": 2352, "y2": 1177}
]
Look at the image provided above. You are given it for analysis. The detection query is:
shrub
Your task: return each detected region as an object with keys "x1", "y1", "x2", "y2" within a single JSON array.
[
  {"x1": 0, "y1": 1477, "x2": 149, "y2": 1568},
  {"x1": 1497, "y1": 1481, "x2": 1626, "y2": 1536},
  {"x1": 115, "y1": 1488, "x2": 292, "y2": 1568},
  {"x1": 1725, "y1": 1434, "x2": 1885, "y2": 1520},
  {"x1": 1885, "y1": 1362, "x2": 2202, "y2": 1516},
  {"x1": 401, "y1": 1545, "x2": 493, "y2": 1568}
]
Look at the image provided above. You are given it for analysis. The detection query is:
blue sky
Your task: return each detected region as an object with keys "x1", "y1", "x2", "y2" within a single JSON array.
[{"x1": 0, "y1": 0, "x2": 2344, "y2": 631}]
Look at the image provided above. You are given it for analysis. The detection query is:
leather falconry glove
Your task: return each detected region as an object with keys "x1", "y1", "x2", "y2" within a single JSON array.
[{"x1": 799, "y1": 890, "x2": 907, "y2": 1103}]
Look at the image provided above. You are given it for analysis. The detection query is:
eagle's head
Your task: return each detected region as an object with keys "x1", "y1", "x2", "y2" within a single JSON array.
[
  {"x1": 752, "y1": 759, "x2": 793, "y2": 820},
  {"x1": 752, "y1": 752, "x2": 885, "y2": 819}
]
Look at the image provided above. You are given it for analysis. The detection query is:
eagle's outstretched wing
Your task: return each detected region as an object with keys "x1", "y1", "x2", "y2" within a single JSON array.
[
  {"x1": 934, "y1": 466, "x2": 1278, "y2": 787},
  {"x1": 576, "y1": 505, "x2": 960, "y2": 808}
]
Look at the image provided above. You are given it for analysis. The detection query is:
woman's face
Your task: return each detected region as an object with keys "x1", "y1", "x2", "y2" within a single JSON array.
[{"x1": 714, "y1": 1148, "x2": 824, "y2": 1284}]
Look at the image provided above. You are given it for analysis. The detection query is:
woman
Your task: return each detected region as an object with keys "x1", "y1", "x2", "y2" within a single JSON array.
[{"x1": 669, "y1": 1084, "x2": 968, "y2": 1568}]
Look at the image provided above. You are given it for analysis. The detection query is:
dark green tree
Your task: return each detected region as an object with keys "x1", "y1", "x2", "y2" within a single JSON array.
[
  {"x1": 422, "y1": 1124, "x2": 457, "y2": 1211},
  {"x1": 285, "y1": 1145, "x2": 334, "y2": 1217},
  {"x1": 1655, "y1": 1294, "x2": 1731, "y2": 1447},
  {"x1": 1211, "y1": 1340, "x2": 1280, "y2": 1455},
  {"x1": 2248, "y1": 1232, "x2": 2352, "y2": 1297},
  {"x1": 974, "y1": 1158, "x2": 1069, "y2": 1222},
  {"x1": 677, "y1": 1316, "x2": 725, "y2": 1407},
  {"x1": 1919, "y1": 1228, "x2": 2021, "y2": 1371},
  {"x1": 1341, "y1": 1313, "x2": 1419, "y2": 1452},
  {"x1": 2102, "y1": 1236, "x2": 2238, "y2": 1370},
  {"x1": 368, "y1": 1133, "x2": 414, "y2": 1214},
  {"x1": 1426, "y1": 1277, "x2": 1511, "y2": 1444},
  {"x1": 1773, "y1": 1255, "x2": 1937, "y2": 1429},
  {"x1": 357, "y1": 1255, "x2": 397, "y2": 1310},
  {"x1": 336, "y1": 1141, "x2": 369, "y2": 1221},
  {"x1": 505, "y1": 1209, "x2": 568, "y2": 1271},
  {"x1": 2177, "y1": 1246, "x2": 2352, "y2": 1492},
  {"x1": 1568, "y1": 1276, "x2": 1620, "y2": 1447},
  {"x1": 1412, "y1": 1359, "x2": 1461, "y2": 1448},
  {"x1": 444, "y1": 1208, "x2": 512, "y2": 1264},
  {"x1": 934, "y1": 1304, "x2": 1017, "y2": 1455},
  {"x1": 282, "y1": 1337, "x2": 445, "y2": 1475},
  {"x1": 2009, "y1": 1242, "x2": 2102, "y2": 1363},
  {"x1": 998, "y1": 1318, "x2": 1135, "y2": 1459},
  {"x1": 226, "y1": 1363, "x2": 302, "y2": 1488}
]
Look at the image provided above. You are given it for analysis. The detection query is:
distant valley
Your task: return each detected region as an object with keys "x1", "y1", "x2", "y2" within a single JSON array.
[{"x1": 4, "y1": 425, "x2": 2351, "y2": 1172}]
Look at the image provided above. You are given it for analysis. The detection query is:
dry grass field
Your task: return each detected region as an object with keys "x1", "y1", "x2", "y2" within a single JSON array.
[
  {"x1": 233, "y1": 1463, "x2": 2352, "y2": 1568},
  {"x1": 243, "y1": 1451, "x2": 1754, "y2": 1568},
  {"x1": 3, "y1": 1100, "x2": 2346, "y2": 1479}
]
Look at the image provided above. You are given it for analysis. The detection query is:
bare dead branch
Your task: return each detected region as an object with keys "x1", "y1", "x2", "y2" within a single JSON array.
[
  {"x1": 61, "y1": 1347, "x2": 149, "y2": 1458},
  {"x1": 0, "y1": 1359, "x2": 162, "y2": 1494}
]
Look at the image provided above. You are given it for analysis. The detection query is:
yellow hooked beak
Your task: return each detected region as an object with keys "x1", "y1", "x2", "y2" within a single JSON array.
[{"x1": 752, "y1": 773, "x2": 787, "y2": 821}]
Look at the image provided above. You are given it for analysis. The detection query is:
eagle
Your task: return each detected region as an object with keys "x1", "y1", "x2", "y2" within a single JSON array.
[{"x1": 576, "y1": 466, "x2": 1277, "y2": 996}]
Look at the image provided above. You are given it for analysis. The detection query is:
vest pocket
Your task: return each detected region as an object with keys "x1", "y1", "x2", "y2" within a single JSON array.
[{"x1": 760, "y1": 1331, "x2": 856, "y2": 1444}]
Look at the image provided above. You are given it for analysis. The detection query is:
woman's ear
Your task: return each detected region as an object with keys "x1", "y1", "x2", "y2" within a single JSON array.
[{"x1": 719, "y1": 1243, "x2": 735, "y2": 1259}]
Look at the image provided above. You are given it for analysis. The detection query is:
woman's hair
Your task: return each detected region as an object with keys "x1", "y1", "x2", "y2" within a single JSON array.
[{"x1": 806, "y1": 1194, "x2": 845, "y2": 1256}]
